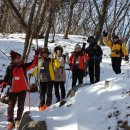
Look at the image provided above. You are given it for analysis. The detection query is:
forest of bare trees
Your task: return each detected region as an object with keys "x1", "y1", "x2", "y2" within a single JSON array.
[{"x1": 0, "y1": 0, "x2": 129, "y2": 60}]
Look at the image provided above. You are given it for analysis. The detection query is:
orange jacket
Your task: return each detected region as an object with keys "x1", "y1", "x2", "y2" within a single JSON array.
[{"x1": 70, "y1": 52, "x2": 89, "y2": 70}]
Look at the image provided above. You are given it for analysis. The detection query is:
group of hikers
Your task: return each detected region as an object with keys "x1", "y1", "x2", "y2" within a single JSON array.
[{"x1": 0, "y1": 31, "x2": 129, "y2": 130}]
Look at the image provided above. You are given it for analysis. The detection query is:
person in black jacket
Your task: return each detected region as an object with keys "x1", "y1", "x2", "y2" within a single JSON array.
[{"x1": 83, "y1": 36, "x2": 103, "y2": 84}]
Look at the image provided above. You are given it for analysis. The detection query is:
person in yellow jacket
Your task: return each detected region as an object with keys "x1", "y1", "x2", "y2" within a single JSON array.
[
  {"x1": 31, "y1": 47, "x2": 60, "y2": 111},
  {"x1": 103, "y1": 31, "x2": 129, "y2": 74}
]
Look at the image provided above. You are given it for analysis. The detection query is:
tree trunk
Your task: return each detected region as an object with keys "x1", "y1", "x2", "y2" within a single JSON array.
[
  {"x1": 0, "y1": 1, "x2": 3, "y2": 33},
  {"x1": 94, "y1": 0, "x2": 111, "y2": 43},
  {"x1": 63, "y1": 0, "x2": 75, "y2": 39},
  {"x1": 23, "y1": 0, "x2": 37, "y2": 62},
  {"x1": 5, "y1": 0, "x2": 27, "y2": 30},
  {"x1": 44, "y1": 5, "x2": 54, "y2": 47}
]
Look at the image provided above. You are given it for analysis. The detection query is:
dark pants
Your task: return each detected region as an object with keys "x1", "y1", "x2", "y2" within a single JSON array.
[
  {"x1": 89, "y1": 62, "x2": 100, "y2": 84},
  {"x1": 54, "y1": 81, "x2": 66, "y2": 101},
  {"x1": 72, "y1": 69, "x2": 84, "y2": 88},
  {"x1": 111, "y1": 57, "x2": 122, "y2": 74},
  {"x1": 7, "y1": 91, "x2": 26, "y2": 122},
  {"x1": 39, "y1": 81, "x2": 53, "y2": 107}
]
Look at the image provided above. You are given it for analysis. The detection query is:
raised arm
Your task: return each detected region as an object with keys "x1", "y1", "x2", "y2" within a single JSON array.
[
  {"x1": 103, "y1": 37, "x2": 112, "y2": 48},
  {"x1": 122, "y1": 42, "x2": 128, "y2": 56},
  {"x1": 24, "y1": 55, "x2": 38, "y2": 71}
]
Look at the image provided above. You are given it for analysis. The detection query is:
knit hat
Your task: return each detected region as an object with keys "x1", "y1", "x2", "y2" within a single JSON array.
[
  {"x1": 75, "y1": 44, "x2": 81, "y2": 50},
  {"x1": 87, "y1": 36, "x2": 96, "y2": 43},
  {"x1": 10, "y1": 50, "x2": 21, "y2": 60},
  {"x1": 54, "y1": 45, "x2": 63, "y2": 53}
]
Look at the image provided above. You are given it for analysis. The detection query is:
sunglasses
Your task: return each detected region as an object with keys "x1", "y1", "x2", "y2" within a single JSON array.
[{"x1": 41, "y1": 51, "x2": 47, "y2": 54}]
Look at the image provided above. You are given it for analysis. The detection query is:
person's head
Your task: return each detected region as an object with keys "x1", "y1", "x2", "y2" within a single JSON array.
[
  {"x1": 87, "y1": 36, "x2": 96, "y2": 45},
  {"x1": 75, "y1": 44, "x2": 81, "y2": 52},
  {"x1": 54, "y1": 45, "x2": 63, "y2": 56},
  {"x1": 40, "y1": 47, "x2": 49, "y2": 59},
  {"x1": 10, "y1": 50, "x2": 22, "y2": 64},
  {"x1": 112, "y1": 35, "x2": 119, "y2": 43}
]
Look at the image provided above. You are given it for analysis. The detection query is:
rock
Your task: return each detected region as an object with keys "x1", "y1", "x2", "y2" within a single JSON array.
[{"x1": 18, "y1": 111, "x2": 47, "y2": 130}]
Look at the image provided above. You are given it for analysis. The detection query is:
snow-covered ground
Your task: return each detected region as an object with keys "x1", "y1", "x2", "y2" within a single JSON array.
[{"x1": 0, "y1": 34, "x2": 130, "y2": 130}]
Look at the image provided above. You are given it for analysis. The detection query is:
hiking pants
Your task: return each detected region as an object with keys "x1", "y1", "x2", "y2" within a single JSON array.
[
  {"x1": 7, "y1": 91, "x2": 26, "y2": 122},
  {"x1": 39, "y1": 81, "x2": 53, "y2": 107},
  {"x1": 88, "y1": 62, "x2": 100, "y2": 84},
  {"x1": 54, "y1": 81, "x2": 66, "y2": 101},
  {"x1": 111, "y1": 57, "x2": 122, "y2": 74},
  {"x1": 72, "y1": 69, "x2": 84, "y2": 88}
]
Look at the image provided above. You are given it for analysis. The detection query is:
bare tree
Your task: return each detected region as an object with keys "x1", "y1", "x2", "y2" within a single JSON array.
[
  {"x1": 63, "y1": 0, "x2": 78, "y2": 39},
  {"x1": 1, "y1": 0, "x2": 129, "y2": 54},
  {"x1": 23, "y1": 0, "x2": 38, "y2": 61},
  {"x1": 93, "y1": 0, "x2": 111, "y2": 42}
]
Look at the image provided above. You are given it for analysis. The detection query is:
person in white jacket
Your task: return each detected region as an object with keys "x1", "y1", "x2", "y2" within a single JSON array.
[{"x1": 53, "y1": 45, "x2": 69, "y2": 102}]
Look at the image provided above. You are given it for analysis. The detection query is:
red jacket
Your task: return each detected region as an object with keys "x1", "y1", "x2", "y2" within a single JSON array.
[
  {"x1": 70, "y1": 51, "x2": 89, "y2": 70},
  {"x1": 2, "y1": 56, "x2": 37, "y2": 92}
]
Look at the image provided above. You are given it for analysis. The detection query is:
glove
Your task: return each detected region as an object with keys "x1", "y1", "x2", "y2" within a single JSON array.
[
  {"x1": 103, "y1": 31, "x2": 108, "y2": 37},
  {"x1": 124, "y1": 56, "x2": 129, "y2": 61},
  {"x1": 0, "y1": 82, "x2": 7, "y2": 88}
]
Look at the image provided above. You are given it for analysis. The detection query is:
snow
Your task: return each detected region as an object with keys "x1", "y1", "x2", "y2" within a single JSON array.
[{"x1": 0, "y1": 34, "x2": 130, "y2": 130}]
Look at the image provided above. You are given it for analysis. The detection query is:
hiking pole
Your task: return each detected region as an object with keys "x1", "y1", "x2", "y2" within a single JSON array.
[
  {"x1": 28, "y1": 88, "x2": 31, "y2": 111},
  {"x1": 0, "y1": 87, "x2": 4, "y2": 97},
  {"x1": 35, "y1": 28, "x2": 41, "y2": 93},
  {"x1": 28, "y1": 76, "x2": 31, "y2": 111},
  {"x1": 94, "y1": 54, "x2": 96, "y2": 83},
  {"x1": 0, "y1": 49, "x2": 11, "y2": 61},
  {"x1": 65, "y1": 69, "x2": 71, "y2": 91}
]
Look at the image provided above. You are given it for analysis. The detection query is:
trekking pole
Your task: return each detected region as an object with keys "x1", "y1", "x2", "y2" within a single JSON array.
[
  {"x1": 28, "y1": 91, "x2": 31, "y2": 111},
  {"x1": 94, "y1": 54, "x2": 96, "y2": 83},
  {"x1": 0, "y1": 49, "x2": 11, "y2": 61},
  {"x1": 28, "y1": 76, "x2": 31, "y2": 111},
  {"x1": 0, "y1": 87, "x2": 4, "y2": 97},
  {"x1": 65, "y1": 69, "x2": 71, "y2": 91}
]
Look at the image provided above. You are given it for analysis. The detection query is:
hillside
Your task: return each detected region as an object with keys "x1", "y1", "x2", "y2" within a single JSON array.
[{"x1": 0, "y1": 34, "x2": 130, "y2": 130}]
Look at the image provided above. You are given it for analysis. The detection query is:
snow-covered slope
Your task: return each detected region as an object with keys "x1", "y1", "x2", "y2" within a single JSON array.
[{"x1": 0, "y1": 34, "x2": 130, "y2": 130}]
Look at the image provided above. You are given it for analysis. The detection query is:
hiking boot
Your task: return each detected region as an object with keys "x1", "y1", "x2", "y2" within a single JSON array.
[
  {"x1": 39, "y1": 105, "x2": 46, "y2": 111},
  {"x1": 45, "y1": 105, "x2": 50, "y2": 110},
  {"x1": 15, "y1": 121, "x2": 20, "y2": 128},
  {"x1": 7, "y1": 122, "x2": 14, "y2": 130}
]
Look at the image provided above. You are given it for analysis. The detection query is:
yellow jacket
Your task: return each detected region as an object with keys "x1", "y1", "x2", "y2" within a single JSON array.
[
  {"x1": 31, "y1": 58, "x2": 60, "y2": 81},
  {"x1": 103, "y1": 37, "x2": 128, "y2": 57}
]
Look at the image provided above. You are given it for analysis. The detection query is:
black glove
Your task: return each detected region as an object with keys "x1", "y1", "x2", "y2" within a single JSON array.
[
  {"x1": 103, "y1": 31, "x2": 108, "y2": 37},
  {"x1": 124, "y1": 56, "x2": 129, "y2": 61}
]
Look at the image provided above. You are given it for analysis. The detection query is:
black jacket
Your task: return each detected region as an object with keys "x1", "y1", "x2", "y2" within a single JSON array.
[{"x1": 85, "y1": 43, "x2": 103, "y2": 64}]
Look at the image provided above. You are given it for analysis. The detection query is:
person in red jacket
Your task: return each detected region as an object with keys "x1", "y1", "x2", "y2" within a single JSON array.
[
  {"x1": 0, "y1": 50, "x2": 38, "y2": 130},
  {"x1": 70, "y1": 44, "x2": 89, "y2": 88}
]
